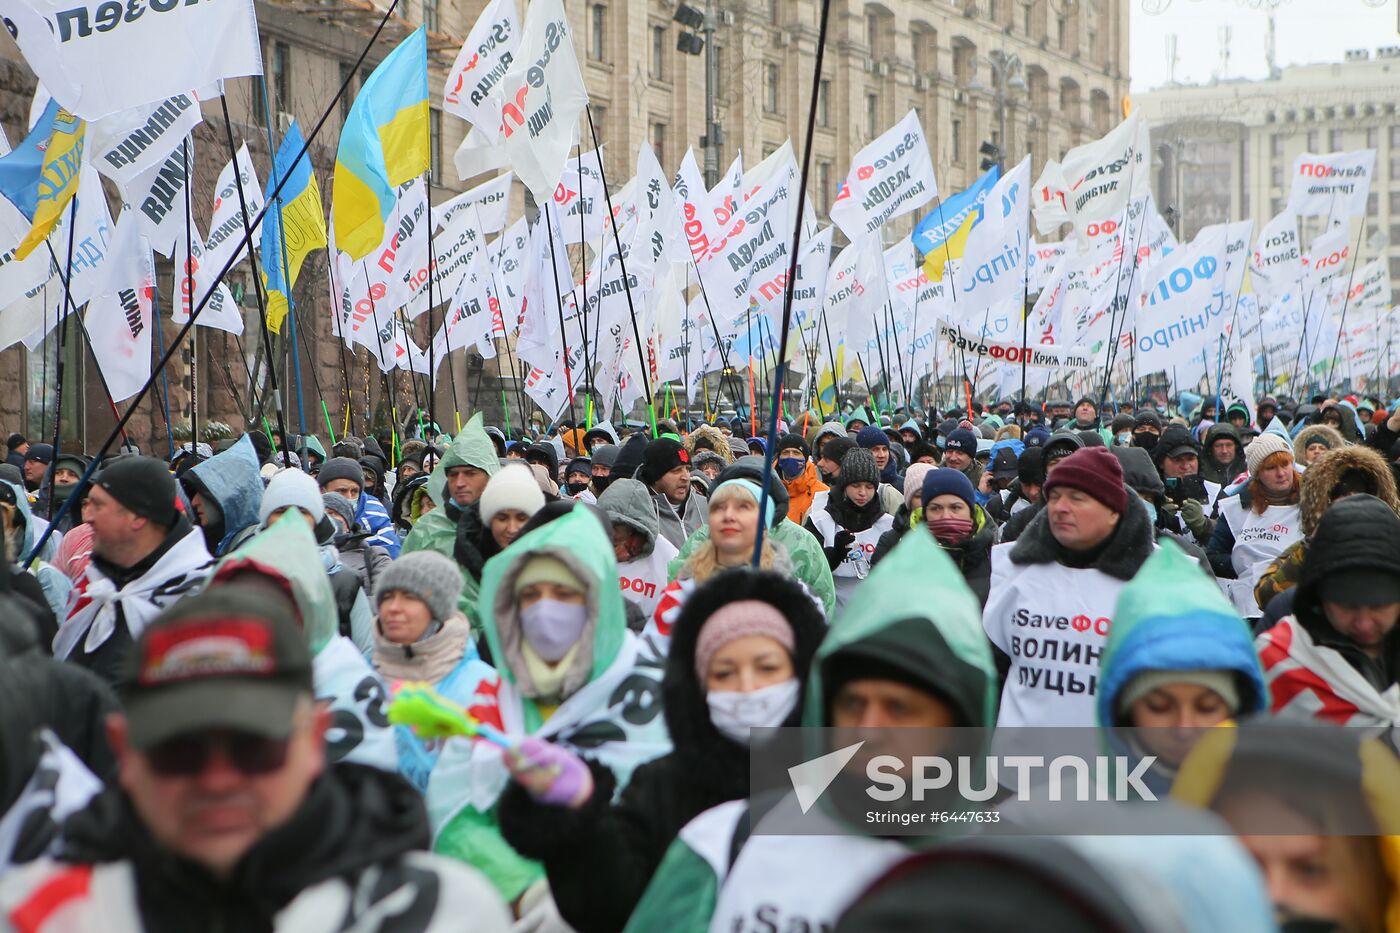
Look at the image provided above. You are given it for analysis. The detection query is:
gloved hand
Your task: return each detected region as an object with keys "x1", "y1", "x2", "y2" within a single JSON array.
[
  {"x1": 514, "y1": 881, "x2": 575, "y2": 933},
  {"x1": 505, "y1": 737, "x2": 593, "y2": 809},
  {"x1": 834, "y1": 529, "x2": 856, "y2": 552},
  {"x1": 1160, "y1": 499, "x2": 1180, "y2": 516},
  {"x1": 1180, "y1": 498, "x2": 1211, "y2": 538}
]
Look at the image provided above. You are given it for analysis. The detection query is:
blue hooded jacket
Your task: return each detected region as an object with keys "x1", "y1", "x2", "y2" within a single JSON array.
[{"x1": 184, "y1": 435, "x2": 265, "y2": 556}]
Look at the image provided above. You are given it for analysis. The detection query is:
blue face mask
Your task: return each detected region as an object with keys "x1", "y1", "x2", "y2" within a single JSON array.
[
  {"x1": 778, "y1": 457, "x2": 805, "y2": 480},
  {"x1": 1116, "y1": 432, "x2": 1132, "y2": 446},
  {"x1": 1142, "y1": 498, "x2": 1158, "y2": 526}
]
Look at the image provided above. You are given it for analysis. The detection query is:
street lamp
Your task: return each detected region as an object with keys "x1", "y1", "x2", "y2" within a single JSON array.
[
  {"x1": 974, "y1": 50, "x2": 1027, "y2": 172},
  {"x1": 673, "y1": 2, "x2": 722, "y2": 187}
]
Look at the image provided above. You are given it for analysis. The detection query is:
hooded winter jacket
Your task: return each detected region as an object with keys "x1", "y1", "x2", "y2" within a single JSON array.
[
  {"x1": 0, "y1": 764, "x2": 512, "y2": 933},
  {"x1": 210, "y1": 515, "x2": 398, "y2": 773},
  {"x1": 625, "y1": 529, "x2": 995, "y2": 933},
  {"x1": 598, "y1": 478, "x2": 680, "y2": 617},
  {"x1": 3, "y1": 480, "x2": 71, "y2": 620},
  {"x1": 181, "y1": 435, "x2": 264, "y2": 557},
  {"x1": 1254, "y1": 443, "x2": 1400, "y2": 610},
  {"x1": 983, "y1": 494, "x2": 1156, "y2": 732},
  {"x1": 428, "y1": 508, "x2": 671, "y2": 903},
  {"x1": 684, "y1": 425, "x2": 734, "y2": 465},
  {"x1": 1098, "y1": 543, "x2": 1266, "y2": 797},
  {"x1": 1256, "y1": 495, "x2": 1400, "y2": 726},
  {"x1": 498, "y1": 568, "x2": 826, "y2": 933},
  {"x1": 1199, "y1": 423, "x2": 1247, "y2": 487},
  {"x1": 781, "y1": 458, "x2": 827, "y2": 525},
  {"x1": 1293, "y1": 422, "x2": 1346, "y2": 465},
  {"x1": 401, "y1": 414, "x2": 501, "y2": 616},
  {"x1": 667, "y1": 456, "x2": 837, "y2": 617}
]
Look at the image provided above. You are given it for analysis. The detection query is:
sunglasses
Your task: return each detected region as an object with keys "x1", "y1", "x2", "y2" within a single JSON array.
[{"x1": 145, "y1": 729, "x2": 291, "y2": 777}]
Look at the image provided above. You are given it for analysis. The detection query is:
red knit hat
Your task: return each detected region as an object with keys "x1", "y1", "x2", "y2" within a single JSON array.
[{"x1": 1043, "y1": 447, "x2": 1128, "y2": 514}]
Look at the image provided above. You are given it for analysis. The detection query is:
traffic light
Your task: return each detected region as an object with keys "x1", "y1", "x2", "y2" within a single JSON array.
[{"x1": 979, "y1": 141, "x2": 1002, "y2": 172}]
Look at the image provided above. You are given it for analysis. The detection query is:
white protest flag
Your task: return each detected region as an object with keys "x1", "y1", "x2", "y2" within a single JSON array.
[
  {"x1": 1306, "y1": 225, "x2": 1351, "y2": 291},
  {"x1": 497, "y1": 0, "x2": 588, "y2": 201},
  {"x1": 55, "y1": 162, "x2": 116, "y2": 308},
  {"x1": 172, "y1": 215, "x2": 244, "y2": 334},
  {"x1": 780, "y1": 225, "x2": 835, "y2": 366},
  {"x1": 4, "y1": 0, "x2": 259, "y2": 122},
  {"x1": 1350, "y1": 257, "x2": 1392, "y2": 312},
  {"x1": 121, "y1": 136, "x2": 194, "y2": 257},
  {"x1": 493, "y1": 215, "x2": 531, "y2": 332},
  {"x1": 1133, "y1": 222, "x2": 1230, "y2": 376},
  {"x1": 442, "y1": 0, "x2": 519, "y2": 140},
  {"x1": 552, "y1": 147, "x2": 606, "y2": 246},
  {"x1": 694, "y1": 156, "x2": 796, "y2": 330},
  {"x1": 673, "y1": 148, "x2": 722, "y2": 265},
  {"x1": 203, "y1": 144, "x2": 265, "y2": 273},
  {"x1": 83, "y1": 210, "x2": 154, "y2": 400},
  {"x1": 829, "y1": 110, "x2": 937, "y2": 240},
  {"x1": 742, "y1": 142, "x2": 794, "y2": 197},
  {"x1": 454, "y1": 126, "x2": 510, "y2": 181},
  {"x1": 1055, "y1": 111, "x2": 1150, "y2": 247},
  {"x1": 1026, "y1": 240, "x2": 1067, "y2": 294},
  {"x1": 89, "y1": 91, "x2": 205, "y2": 187},
  {"x1": 710, "y1": 153, "x2": 743, "y2": 228},
  {"x1": 653, "y1": 262, "x2": 691, "y2": 384},
  {"x1": 0, "y1": 195, "x2": 57, "y2": 309},
  {"x1": 823, "y1": 233, "x2": 888, "y2": 350},
  {"x1": 1030, "y1": 159, "x2": 1071, "y2": 235},
  {"x1": 334, "y1": 180, "x2": 430, "y2": 351},
  {"x1": 436, "y1": 221, "x2": 504, "y2": 365},
  {"x1": 1286, "y1": 150, "x2": 1376, "y2": 221},
  {"x1": 1250, "y1": 209, "x2": 1302, "y2": 308},
  {"x1": 627, "y1": 142, "x2": 678, "y2": 293},
  {"x1": 406, "y1": 197, "x2": 488, "y2": 319},
  {"x1": 435, "y1": 171, "x2": 513, "y2": 233},
  {"x1": 955, "y1": 156, "x2": 1030, "y2": 329}
]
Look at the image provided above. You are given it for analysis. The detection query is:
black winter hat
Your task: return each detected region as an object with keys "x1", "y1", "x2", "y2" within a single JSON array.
[
  {"x1": 609, "y1": 434, "x2": 649, "y2": 483},
  {"x1": 317, "y1": 457, "x2": 364, "y2": 492},
  {"x1": 638, "y1": 437, "x2": 690, "y2": 486},
  {"x1": 23, "y1": 443, "x2": 53, "y2": 465},
  {"x1": 821, "y1": 436, "x2": 857, "y2": 466},
  {"x1": 95, "y1": 456, "x2": 180, "y2": 527},
  {"x1": 776, "y1": 433, "x2": 810, "y2": 459}
]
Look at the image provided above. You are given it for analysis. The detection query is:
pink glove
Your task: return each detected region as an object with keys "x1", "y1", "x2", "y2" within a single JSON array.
[{"x1": 505, "y1": 737, "x2": 594, "y2": 809}]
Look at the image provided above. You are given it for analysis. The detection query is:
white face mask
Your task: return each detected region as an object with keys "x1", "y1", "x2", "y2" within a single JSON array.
[
  {"x1": 706, "y1": 678, "x2": 801, "y2": 745},
  {"x1": 520, "y1": 599, "x2": 588, "y2": 663}
]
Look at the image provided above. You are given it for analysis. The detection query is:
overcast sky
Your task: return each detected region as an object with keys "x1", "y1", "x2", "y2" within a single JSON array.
[{"x1": 1129, "y1": 0, "x2": 1399, "y2": 92}]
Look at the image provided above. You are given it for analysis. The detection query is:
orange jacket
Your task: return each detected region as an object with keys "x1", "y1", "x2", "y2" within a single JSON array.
[{"x1": 784, "y1": 459, "x2": 828, "y2": 524}]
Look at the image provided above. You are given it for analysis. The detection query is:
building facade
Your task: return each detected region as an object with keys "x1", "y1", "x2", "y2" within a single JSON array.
[
  {"x1": 0, "y1": 0, "x2": 1127, "y2": 452},
  {"x1": 1135, "y1": 52, "x2": 1400, "y2": 291}
]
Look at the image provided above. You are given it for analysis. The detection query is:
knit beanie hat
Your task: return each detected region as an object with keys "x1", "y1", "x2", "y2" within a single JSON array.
[
  {"x1": 639, "y1": 438, "x2": 690, "y2": 486},
  {"x1": 317, "y1": 457, "x2": 364, "y2": 492},
  {"x1": 514, "y1": 554, "x2": 586, "y2": 596},
  {"x1": 1042, "y1": 447, "x2": 1128, "y2": 514},
  {"x1": 839, "y1": 448, "x2": 881, "y2": 487},
  {"x1": 921, "y1": 467, "x2": 976, "y2": 512},
  {"x1": 856, "y1": 425, "x2": 890, "y2": 450},
  {"x1": 711, "y1": 478, "x2": 777, "y2": 527},
  {"x1": 373, "y1": 550, "x2": 463, "y2": 624},
  {"x1": 480, "y1": 463, "x2": 546, "y2": 524},
  {"x1": 95, "y1": 456, "x2": 179, "y2": 527},
  {"x1": 693, "y1": 599, "x2": 796, "y2": 683},
  {"x1": 944, "y1": 428, "x2": 979, "y2": 456},
  {"x1": 259, "y1": 468, "x2": 325, "y2": 526},
  {"x1": 590, "y1": 444, "x2": 620, "y2": 471},
  {"x1": 903, "y1": 463, "x2": 935, "y2": 509},
  {"x1": 1245, "y1": 433, "x2": 1293, "y2": 475},
  {"x1": 321, "y1": 493, "x2": 356, "y2": 529},
  {"x1": 1116, "y1": 669, "x2": 1241, "y2": 718},
  {"x1": 776, "y1": 433, "x2": 810, "y2": 458},
  {"x1": 565, "y1": 457, "x2": 592, "y2": 478},
  {"x1": 1303, "y1": 434, "x2": 1335, "y2": 452}
]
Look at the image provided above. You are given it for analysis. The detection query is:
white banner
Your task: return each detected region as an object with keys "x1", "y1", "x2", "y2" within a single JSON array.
[
  {"x1": 435, "y1": 171, "x2": 512, "y2": 233},
  {"x1": 1042, "y1": 112, "x2": 1150, "y2": 246},
  {"x1": 203, "y1": 143, "x2": 264, "y2": 274},
  {"x1": 829, "y1": 110, "x2": 937, "y2": 239},
  {"x1": 173, "y1": 214, "x2": 244, "y2": 334},
  {"x1": 938, "y1": 319, "x2": 1091, "y2": 369},
  {"x1": 121, "y1": 137, "x2": 194, "y2": 258},
  {"x1": 1134, "y1": 223, "x2": 1231, "y2": 375},
  {"x1": 442, "y1": 0, "x2": 519, "y2": 141},
  {"x1": 3, "y1": 0, "x2": 260, "y2": 121},
  {"x1": 497, "y1": 0, "x2": 588, "y2": 201},
  {"x1": 955, "y1": 156, "x2": 1031, "y2": 321},
  {"x1": 89, "y1": 91, "x2": 204, "y2": 187},
  {"x1": 1306, "y1": 225, "x2": 1351, "y2": 291},
  {"x1": 1286, "y1": 150, "x2": 1375, "y2": 220},
  {"x1": 84, "y1": 210, "x2": 154, "y2": 400},
  {"x1": 1250, "y1": 210, "x2": 1302, "y2": 308}
]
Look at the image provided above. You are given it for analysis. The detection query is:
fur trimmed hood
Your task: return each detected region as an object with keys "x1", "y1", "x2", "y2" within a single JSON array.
[
  {"x1": 685, "y1": 425, "x2": 734, "y2": 465},
  {"x1": 1298, "y1": 443, "x2": 1400, "y2": 537},
  {"x1": 1292, "y1": 423, "x2": 1346, "y2": 464}
]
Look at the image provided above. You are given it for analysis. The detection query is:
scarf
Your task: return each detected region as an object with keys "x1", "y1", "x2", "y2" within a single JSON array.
[
  {"x1": 54, "y1": 526, "x2": 211, "y2": 660},
  {"x1": 372, "y1": 612, "x2": 472, "y2": 684}
]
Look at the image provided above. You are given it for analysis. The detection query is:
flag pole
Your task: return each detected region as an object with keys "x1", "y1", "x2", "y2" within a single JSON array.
[
  {"x1": 752, "y1": 0, "x2": 832, "y2": 565},
  {"x1": 218, "y1": 96, "x2": 291, "y2": 467},
  {"x1": 45, "y1": 199, "x2": 76, "y2": 519},
  {"x1": 22, "y1": 0, "x2": 407, "y2": 568}
]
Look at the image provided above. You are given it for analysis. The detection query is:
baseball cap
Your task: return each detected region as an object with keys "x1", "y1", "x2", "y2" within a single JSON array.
[{"x1": 120, "y1": 587, "x2": 313, "y2": 749}]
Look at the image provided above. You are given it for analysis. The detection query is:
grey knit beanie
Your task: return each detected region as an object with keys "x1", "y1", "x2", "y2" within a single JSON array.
[
  {"x1": 321, "y1": 492, "x2": 356, "y2": 529},
  {"x1": 373, "y1": 550, "x2": 463, "y2": 624},
  {"x1": 839, "y1": 448, "x2": 881, "y2": 487}
]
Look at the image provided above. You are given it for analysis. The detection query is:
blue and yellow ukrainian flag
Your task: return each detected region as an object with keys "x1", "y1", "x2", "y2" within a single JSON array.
[
  {"x1": 332, "y1": 27, "x2": 430, "y2": 261},
  {"x1": 913, "y1": 165, "x2": 999, "y2": 282},
  {"x1": 263, "y1": 120, "x2": 327, "y2": 332},
  {"x1": 0, "y1": 99, "x2": 86, "y2": 259}
]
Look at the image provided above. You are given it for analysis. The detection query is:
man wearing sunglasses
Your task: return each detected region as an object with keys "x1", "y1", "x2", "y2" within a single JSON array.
[{"x1": 0, "y1": 587, "x2": 512, "y2": 933}]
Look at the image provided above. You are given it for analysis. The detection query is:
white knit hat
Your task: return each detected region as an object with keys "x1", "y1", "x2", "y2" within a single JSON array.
[
  {"x1": 479, "y1": 463, "x2": 546, "y2": 524},
  {"x1": 259, "y1": 468, "x2": 326, "y2": 526},
  {"x1": 1244, "y1": 433, "x2": 1292, "y2": 476}
]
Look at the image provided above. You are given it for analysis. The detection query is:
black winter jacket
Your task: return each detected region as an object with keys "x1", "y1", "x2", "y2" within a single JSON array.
[{"x1": 496, "y1": 568, "x2": 827, "y2": 933}]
